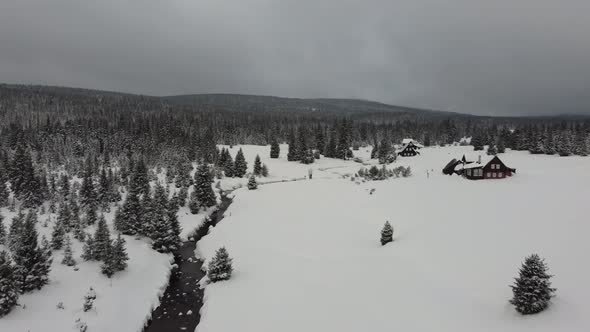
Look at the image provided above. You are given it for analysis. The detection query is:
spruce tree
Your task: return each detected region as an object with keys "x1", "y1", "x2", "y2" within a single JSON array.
[
  {"x1": 79, "y1": 160, "x2": 97, "y2": 209},
  {"x1": 377, "y1": 138, "x2": 393, "y2": 164},
  {"x1": 233, "y1": 149, "x2": 248, "y2": 178},
  {"x1": 57, "y1": 202, "x2": 72, "y2": 232},
  {"x1": 61, "y1": 235, "x2": 76, "y2": 266},
  {"x1": 270, "y1": 139, "x2": 280, "y2": 159},
  {"x1": 287, "y1": 129, "x2": 299, "y2": 161},
  {"x1": 253, "y1": 155, "x2": 262, "y2": 176},
  {"x1": 486, "y1": 144, "x2": 497, "y2": 155},
  {"x1": 130, "y1": 158, "x2": 150, "y2": 197},
  {"x1": 114, "y1": 188, "x2": 142, "y2": 235},
  {"x1": 177, "y1": 186, "x2": 188, "y2": 207},
  {"x1": 0, "y1": 251, "x2": 19, "y2": 317},
  {"x1": 51, "y1": 218, "x2": 65, "y2": 250},
  {"x1": 194, "y1": 163, "x2": 216, "y2": 208},
  {"x1": 472, "y1": 133, "x2": 484, "y2": 151},
  {"x1": 497, "y1": 136, "x2": 506, "y2": 153},
  {"x1": 557, "y1": 131, "x2": 573, "y2": 156},
  {"x1": 247, "y1": 175, "x2": 258, "y2": 190},
  {"x1": 8, "y1": 212, "x2": 25, "y2": 253},
  {"x1": 166, "y1": 196, "x2": 182, "y2": 251},
  {"x1": 0, "y1": 213, "x2": 5, "y2": 245},
  {"x1": 13, "y1": 211, "x2": 51, "y2": 292},
  {"x1": 188, "y1": 189, "x2": 200, "y2": 214},
  {"x1": 380, "y1": 221, "x2": 393, "y2": 245},
  {"x1": 81, "y1": 234, "x2": 95, "y2": 261},
  {"x1": 97, "y1": 168, "x2": 111, "y2": 209},
  {"x1": 100, "y1": 242, "x2": 115, "y2": 278},
  {"x1": 85, "y1": 204, "x2": 98, "y2": 226},
  {"x1": 223, "y1": 151, "x2": 234, "y2": 177},
  {"x1": 71, "y1": 212, "x2": 85, "y2": 242},
  {"x1": 207, "y1": 247, "x2": 233, "y2": 282},
  {"x1": 58, "y1": 174, "x2": 70, "y2": 200},
  {"x1": 112, "y1": 234, "x2": 129, "y2": 272},
  {"x1": 10, "y1": 143, "x2": 42, "y2": 207},
  {"x1": 510, "y1": 254, "x2": 555, "y2": 315},
  {"x1": 93, "y1": 214, "x2": 111, "y2": 261},
  {"x1": 0, "y1": 180, "x2": 8, "y2": 207}
]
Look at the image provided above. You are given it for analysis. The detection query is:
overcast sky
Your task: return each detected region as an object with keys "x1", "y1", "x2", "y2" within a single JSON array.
[{"x1": 1, "y1": 0, "x2": 589, "y2": 116}]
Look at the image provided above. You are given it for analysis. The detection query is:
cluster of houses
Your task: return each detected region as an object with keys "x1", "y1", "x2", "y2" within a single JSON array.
[{"x1": 395, "y1": 138, "x2": 517, "y2": 181}]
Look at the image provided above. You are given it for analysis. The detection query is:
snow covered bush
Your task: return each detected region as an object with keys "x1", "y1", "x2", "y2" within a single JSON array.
[
  {"x1": 83, "y1": 287, "x2": 96, "y2": 312},
  {"x1": 0, "y1": 251, "x2": 19, "y2": 317},
  {"x1": 380, "y1": 221, "x2": 393, "y2": 245},
  {"x1": 207, "y1": 247, "x2": 233, "y2": 283},
  {"x1": 510, "y1": 254, "x2": 556, "y2": 315}
]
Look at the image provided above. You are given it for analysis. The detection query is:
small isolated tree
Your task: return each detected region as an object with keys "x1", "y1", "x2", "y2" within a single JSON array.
[
  {"x1": 380, "y1": 221, "x2": 394, "y2": 245},
  {"x1": 270, "y1": 139, "x2": 280, "y2": 159},
  {"x1": 510, "y1": 254, "x2": 556, "y2": 315},
  {"x1": 207, "y1": 247, "x2": 233, "y2": 282},
  {"x1": 247, "y1": 175, "x2": 258, "y2": 190},
  {"x1": 100, "y1": 243, "x2": 115, "y2": 278},
  {"x1": 261, "y1": 164, "x2": 269, "y2": 177},
  {"x1": 51, "y1": 219, "x2": 66, "y2": 250},
  {"x1": 81, "y1": 233, "x2": 95, "y2": 261},
  {"x1": 253, "y1": 155, "x2": 262, "y2": 176},
  {"x1": 0, "y1": 251, "x2": 19, "y2": 317},
  {"x1": 61, "y1": 235, "x2": 76, "y2": 266},
  {"x1": 233, "y1": 149, "x2": 248, "y2": 178},
  {"x1": 111, "y1": 234, "x2": 129, "y2": 272},
  {"x1": 83, "y1": 287, "x2": 96, "y2": 312}
]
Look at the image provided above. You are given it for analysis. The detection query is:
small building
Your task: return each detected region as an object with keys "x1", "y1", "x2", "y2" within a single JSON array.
[
  {"x1": 462, "y1": 155, "x2": 516, "y2": 180},
  {"x1": 396, "y1": 139, "x2": 423, "y2": 157}
]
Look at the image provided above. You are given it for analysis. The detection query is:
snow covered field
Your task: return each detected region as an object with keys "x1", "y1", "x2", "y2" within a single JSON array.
[{"x1": 197, "y1": 145, "x2": 590, "y2": 332}]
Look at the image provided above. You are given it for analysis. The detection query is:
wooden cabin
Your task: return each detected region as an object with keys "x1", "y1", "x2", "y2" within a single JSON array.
[
  {"x1": 462, "y1": 155, "x2": 516, "y2": 180},
  {"x1": 397, "y1": 139, "x2": 423, "y2": 157}
]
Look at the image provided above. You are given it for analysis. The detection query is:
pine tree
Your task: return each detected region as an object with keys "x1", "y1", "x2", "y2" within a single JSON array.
[
  {"x1": 51, "y1": 218, "x2": 65, "y2": 250},
  {"x1": 79, "y1": 160, "x2": 97, "y2": 209},
  {"x1": 177, "y1": 186, "x2": 188, "y2": 207},
  {"x1": 93, "y1": 214, "x2": 111, "y2": 261},
  {"x1": 61, "y1": 235, "x2": 76, "y2": 266},
  {"x1": 85, "y1": 204, "x2": 98, "y2": 226},
  {"x1": 0, "y1": 251, "x2": 19, "y2": 317},
  {"x1": 247, "y1": 175, "x2": 258, "y2": 190},
  {"x1": 497, "y1": 136, "x2": 506, "y2": 153},
  {"x1": 207, "y1": 247, "x2": 233, "y2": 282},
  {"x1": 71, "y1": 212, "x2": 86, "y2": 242},
  {"x1": 194, "y1": 163, "x2": 216, "y2": 208},
  {"x1": 166, "y1": 196, "x2": 181, "y2": 252},
  {"x1": 472, "y1": 133, "x2": 484, "y2": 151},
  {"x1": 97, "y1": 168, "x2": 111, "y2": 209},
  {"x1": 114, "y1": 188, "x2": 142, "y2": 235},
  {"x1": 0, "y1": 179, "x2": 8, "y2": 207},
  {"x1": 486, "y1": 144, "x2": 497, "y2": 155},
  {"x1": 100, "y1": 242, "x2": 115, "y2": 278},
  {"x1": 510, "y1": 254, "x2": 555, "y2": 315},
  {"x1": 0, "y1": 213, "x2": 6, "y2": 245},
  {"x1": 111, "y1": 234, "x2": 129, "y2": 272},
  {"x1": 10, "y1": 143, "x2": 42, "y2": 208},
  {"x1": 377, "y1": 139, "x2": 394, "y2": 164},
  {"x1": 188, "y1": 188, "x2": 200, "y2": 214},
  {"x1": 58, "y1": 174, "x2": 70, "y2": 200},
  {"x1": 13, "y1": 211, "x2": 51, "y2": 292},
  {"x1": 222, "y1": 150, "x2": 234, "y2": 177},
  {"x1": 57, "y1": 202, "x2": 72, "y2": 232},
  {"x1": 287, "y1": 129, "x2": 299, "y2": 161},
  {"x1": 380, "y1": 221, "x2": 393, "y2": 245},
  {"x1": 7, "y1": 212, "x2": 25, "y2": 253},
  {"x1": 270, "y1": 139, "x2": 280, "y2": 159},
  {"x1": 81, "y1": 234, "x2": 95, "y2": 261},
  {"x1": 233, "y1": 149, "x2": 248, "y2": 178},
  {"x1": 557, "y1": 131, "x2": 573, "y2": 157},
  {"x1": 253, "y1": 155, "x2": 262, "y2": 176}
]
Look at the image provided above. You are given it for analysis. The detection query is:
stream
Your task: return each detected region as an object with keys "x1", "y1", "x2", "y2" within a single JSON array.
[{"x1": 143, "y1": 193, "x2": 234, "y2": 332}]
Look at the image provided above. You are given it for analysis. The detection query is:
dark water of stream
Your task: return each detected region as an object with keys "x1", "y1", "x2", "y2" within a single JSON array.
[{"x1": 143, "y1": 194, "x2": 233, "y2": 332}]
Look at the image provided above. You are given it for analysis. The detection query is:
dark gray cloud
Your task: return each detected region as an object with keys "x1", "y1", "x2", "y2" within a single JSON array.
[{"x1": 1, "y1": 0, "x2": 589, "y2": 115}]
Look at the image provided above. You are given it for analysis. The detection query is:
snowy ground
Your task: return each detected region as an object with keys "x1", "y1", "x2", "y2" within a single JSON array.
[{"x1": 196, "y1": 145, "x2": 590, "y2": 332}]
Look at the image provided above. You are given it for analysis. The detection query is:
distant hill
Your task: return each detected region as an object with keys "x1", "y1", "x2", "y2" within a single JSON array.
[
  {"x1": 163, "y1": 93, "x2": 460, "y2": 117},
  {"x1": 0, "y1": 83, "x2": 462, "y2": 117}
]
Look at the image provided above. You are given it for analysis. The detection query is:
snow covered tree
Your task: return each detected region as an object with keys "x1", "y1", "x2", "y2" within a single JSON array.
[
  {"x1": 83, "y1": 287, "x2": 96, "y2": 312},
  {"x1": 111, "y1": 234, "x2": 129, "y2": 272},
  {"x1": 497, "y1": 136, "x2": 506, "y2": 154},
  {"x1": 510, "y1": 254, "x2": 556, "y2": 315},
  {"x1": 150, "y1": 185, "x2": 179, "y2": 253},
  {"x1": 0, "y1": 180, "x2": 8, "y2": 207},
  {"x1": 557, "y1": 131, "x2": 573, "y2": 157},
  {"x1": 233, "y1": 149, "x2": 248, "y2": 178},
  {"x1": 247, "y1": 175, "x2": 258, "y2": 190},
  {"x1": 194, "y1": 163, "x2": 216, "y2": 208},
  {"x1": 79, "y1": 160, "x2": 97, "y2": 209},
  {"x1": 85, "y1": 204, "x2": 97, "y2": 226},
  {"x1": 10, "y1": 144, "x2": 42, "y2": 208},
  {"x1": 380, "y1": 221, "x2": 394, "y2": 245},
  {"x1": 61, "y1": 235, "x2": 76, "y2": 266},
  {"x1": 93, "y1": 214, "x2": 111, "y2": 261},
  {"x1": 472, "y1": 133, "x2": 484, "y2": 151},
  {"x1": 13, "y1": 211, "x2": 52, "y2": 292},
  {"x1": 130, "y1": 158, "x2": 150, "y2": 197},
  {"x1": 51, "y1": 218, "x2": 65, "y2": 250},
  {"x1": 270, "y1": 139, "x2": 280, "y2": 159},
  {"x1": 188, "y1": 189, "x2": 200, "y2": 214},
  {"x1": 253, "y1": 155, "x2": 262, "y2": 176},
  {"x1": 81, "y1": 233, "x2": 95, "y2": 261},
  {"x1": 0, "y1": 213, "x2": 5, "y2": 245},
  {"x1": 207, "y1": 247, "x2": 233, "y2": 282},
  {"x1": 377, "y1": 138, "x2": 395, "y2": 164},
  {"x1": 114, "y1": 188, "x2": 142, "y2": 235},
  {"x1": 287, "y1": 129, "x2": 299, "y2": 161},
  {"x1": 177, "y1": 186, "x2": 188, "y2": 207},
  {"x1": 7, "y1": 212, "x2": 25, "y2": 253},
  {"x1": 486, "y1": 144, "x2": 497, "y2": 155},
  {"x1": 100, "y1": 243, "x2": 115, "y2": 278},
  {"x1": 57, "y1": 202, "x2": 72, "y2": 232},
  {"x1": 0, "y1": 251, "x2": 19, "y2": 317}
]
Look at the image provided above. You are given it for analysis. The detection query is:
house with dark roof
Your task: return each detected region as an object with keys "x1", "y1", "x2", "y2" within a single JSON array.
[
  {"x1": 396, "y1": 139, "x2": 423, "y2": 157},
  {"x1": 460, "y1": 155, "x2": 516, "y2": 180}
]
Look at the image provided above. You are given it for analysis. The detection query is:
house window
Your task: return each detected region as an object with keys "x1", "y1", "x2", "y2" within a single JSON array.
[
  {"x1": 486, "y1": 172, "x2": 491, "y2": 178},
  {"x1": 499, "y1": 173, "x2": 504, "y2": 178},
  {"x1": 492, "y1": 173, "x2": 497, "y2": 178},
  {"x1": 466, "y1": 169, "x2": 471, "y2": 176}
]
